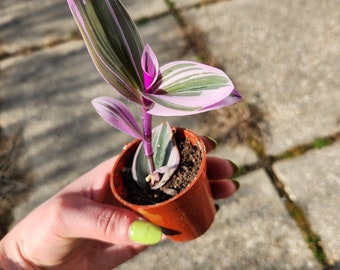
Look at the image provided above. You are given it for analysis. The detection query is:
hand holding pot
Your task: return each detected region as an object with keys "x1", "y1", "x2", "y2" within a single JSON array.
[{"x1": 0, "y1": 137, "x2": 239, "y2": 270}]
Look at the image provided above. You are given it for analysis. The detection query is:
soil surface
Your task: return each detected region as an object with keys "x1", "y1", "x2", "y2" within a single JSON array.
[{"x1": 122, "y1": 136, "x2": 202, "y2": 205}]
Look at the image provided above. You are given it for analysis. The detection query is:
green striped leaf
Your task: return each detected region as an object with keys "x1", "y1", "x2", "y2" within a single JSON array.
[
  {"x1": 68, "y1": 0, "x2": 145, "y2": 104},
  {"x1": 132, "y1": 122, "x2": 180, "y2": 189},
  {"x1": 144, "y1": 61, "x2": 237, "y2": 116}
]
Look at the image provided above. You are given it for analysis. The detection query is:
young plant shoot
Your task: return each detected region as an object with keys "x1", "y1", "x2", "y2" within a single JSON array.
[{"x1": 68, "y1": 0, "x2": 242, "y2": 191}]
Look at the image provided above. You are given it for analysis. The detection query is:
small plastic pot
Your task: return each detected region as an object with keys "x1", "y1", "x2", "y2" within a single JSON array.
[{"x1": 110, "y1": 127, "x2": 216, "y2": 242}]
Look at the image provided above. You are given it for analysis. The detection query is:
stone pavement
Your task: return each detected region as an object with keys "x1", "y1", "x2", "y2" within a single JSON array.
[{"x1": 0, "y1": 0, "x2": 339, "y2": 269}]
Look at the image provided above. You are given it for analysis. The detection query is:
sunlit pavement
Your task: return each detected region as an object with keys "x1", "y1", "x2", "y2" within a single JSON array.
[{"x1": 0, "y1": 0, "x2": 339, "y2": 269}]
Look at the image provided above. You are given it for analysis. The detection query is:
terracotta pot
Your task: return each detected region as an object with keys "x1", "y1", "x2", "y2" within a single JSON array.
[{"x1": 110, "y1": 127, "x2": 216, "y2": 242}]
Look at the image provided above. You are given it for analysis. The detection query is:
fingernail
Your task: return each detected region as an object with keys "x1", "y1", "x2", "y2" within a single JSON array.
[
  {"x1": 204, "y1": 136, "x2": 218, "y2": 149},
  {"x1": 231, "y1": 180, "x2": 240, "y2": 191},
  {"x1": 215, "y1": 203, "x2": 220, "y2": 212},
  {"x1": 129, "y1": 220, "x2": 162, "y2": 245},
  {"x1": 227, "y1": 159, "x2": 239, "y2": 174}
]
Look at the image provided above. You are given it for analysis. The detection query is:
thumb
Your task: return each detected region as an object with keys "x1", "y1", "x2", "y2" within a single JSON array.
[{"x1": 54, "y1": 194, "x2": 162, "y2": 245}]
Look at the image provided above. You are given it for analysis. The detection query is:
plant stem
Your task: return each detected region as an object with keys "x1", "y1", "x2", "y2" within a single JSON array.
[{"x1": 141, "y1": 107, "x2": 156, "y2": 175}]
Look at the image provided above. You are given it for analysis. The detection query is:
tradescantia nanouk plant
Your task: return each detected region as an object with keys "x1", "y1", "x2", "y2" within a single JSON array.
[{"x1": 68, "y1": 0, "x2": 241, "y2": 193}]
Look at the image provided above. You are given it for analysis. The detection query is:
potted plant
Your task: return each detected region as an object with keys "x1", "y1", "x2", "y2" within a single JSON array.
[{"x1": 68, "y1": 0, "x2": 241, "y2": 241}]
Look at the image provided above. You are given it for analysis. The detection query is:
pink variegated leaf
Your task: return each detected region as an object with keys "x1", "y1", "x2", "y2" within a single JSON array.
[
  {"x1": 92, "y1": 97, "x2": 143, "y2": 140},
  {"x1": 144, "y1": 61, "x2": 240, "y2": 116},
  {"x1": 141, "y1": 44, "x2": 159, "y2": 91},
  {"x1": 148, "y1": 88, "x2": 242, "y2": 116},
  {"x1": 68, "y1": 0, "x2": 145, "y2": 105},
  {"x1": 199, "y1": 88, "x2": 242, "y2": 111}
]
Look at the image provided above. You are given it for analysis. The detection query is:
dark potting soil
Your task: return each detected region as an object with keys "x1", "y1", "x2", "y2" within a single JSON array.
[{"x1": 122, "y1": 137, "x2": 202, "y2": 205}]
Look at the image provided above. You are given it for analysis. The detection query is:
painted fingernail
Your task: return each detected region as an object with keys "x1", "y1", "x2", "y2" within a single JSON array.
[
  {"x1": 204, "y1": 136, "x2": 218, "y2": 149},
  {"x1": 227, "y1": 159, "x2": 239, "y2": 174},
  {"x1": 129, "y1": 220, "x2": 162, "y2": 245},
  {"x1": 231, "y1": 180, "x2": 240, "y2": 191}
]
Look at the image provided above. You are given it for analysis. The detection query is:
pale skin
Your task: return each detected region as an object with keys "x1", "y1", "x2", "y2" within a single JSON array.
[{"x1": 0, "y1": 137, "x2": 239, "y2": 269}]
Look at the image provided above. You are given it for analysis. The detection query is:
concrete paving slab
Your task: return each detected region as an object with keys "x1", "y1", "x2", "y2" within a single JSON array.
[
  {"x1": 0, "y1": 0, "x2": 167, "y2": 54},
  {"x1": 1, "y1": 40, "x2": 114, "y2": 219},
  {"x1": 212, "y1": 143, "x2": 257, "y2": 165},
  {"x1": 172, "y1": 0, "x2": 202, "y2": 8},
  {"x1": 121, "y1": 0, "x2": 168, "y2": 20},
  {"x1": 0, "y1": 0, "x2": 76, "y2": 53},
  {"x1": 117, "y1": 170, "x2": 321, "y2": 270},
  {"x1": 138, "y1": 14, "x2": 195, "y2": 64},
  {"x1": 274, "y1": 143, "x2": 340, "y2": 263},
  {"x1": 183, "y1": 0, "x2": 340, "y2": 155}
]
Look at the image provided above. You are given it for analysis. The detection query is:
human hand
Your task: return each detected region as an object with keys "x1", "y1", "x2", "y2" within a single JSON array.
[{"x1": 0, "y1": 137, "x2": 239, "y2": 270}]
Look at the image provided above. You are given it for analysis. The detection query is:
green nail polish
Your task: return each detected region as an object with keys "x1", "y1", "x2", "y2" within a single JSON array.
[
  {"x1": 231, "y1": 180, "x2": 240, "y2": 191},
  {"x1": 205, "y1": 136, "x2": 218, "y2": 149},
  {"x1": 129, "y1": 220, "x2": 162, "y2": 245},
  {"x1": 227, "y1": 159, "x2": 239, "y2": 174}
]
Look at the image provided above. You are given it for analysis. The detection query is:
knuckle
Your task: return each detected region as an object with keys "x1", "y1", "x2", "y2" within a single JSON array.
[{"x1": 96, "y1": 208, "x2": 126, "y2": 240}]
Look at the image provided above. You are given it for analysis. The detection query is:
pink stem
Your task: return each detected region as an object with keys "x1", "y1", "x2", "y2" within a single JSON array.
[{"x1": 142, "y1": 105, "x2": 156, "y2": 175}]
